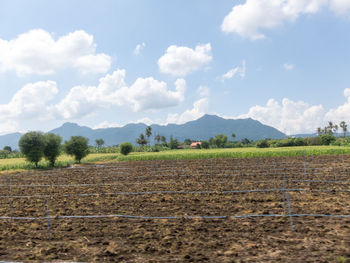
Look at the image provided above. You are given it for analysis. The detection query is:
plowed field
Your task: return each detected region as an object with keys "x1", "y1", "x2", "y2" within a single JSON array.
[{"x1": 0, "y1": 155, "x2": 349, "y2": 262}]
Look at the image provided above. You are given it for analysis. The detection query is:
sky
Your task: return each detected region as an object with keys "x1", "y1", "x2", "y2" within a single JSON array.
[{"x1": 1, "y1": 0, "x2": 350, "y2": 136}]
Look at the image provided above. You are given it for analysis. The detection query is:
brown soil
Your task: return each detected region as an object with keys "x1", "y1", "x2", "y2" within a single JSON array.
[{"x1": 0, "y1": 155, "x2": 349, "y2": 262}]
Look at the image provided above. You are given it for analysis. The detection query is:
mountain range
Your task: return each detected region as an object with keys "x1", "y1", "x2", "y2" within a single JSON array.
[{"x1": 0, "y1": 115, "x2": 286, "y2": 149}]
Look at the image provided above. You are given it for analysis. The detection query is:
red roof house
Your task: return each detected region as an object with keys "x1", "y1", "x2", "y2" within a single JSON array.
[{"x1": 190, "y1": 142, "x2": 202, "y2": 149}]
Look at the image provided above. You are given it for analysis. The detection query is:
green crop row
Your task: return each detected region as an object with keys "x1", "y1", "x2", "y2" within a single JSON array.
[
  {"x1": 1, "y1": 146, "x2": 349, "y2": 171},
  {"x1": 116, "y1": 146, "x2": 350, "y2": 162}
]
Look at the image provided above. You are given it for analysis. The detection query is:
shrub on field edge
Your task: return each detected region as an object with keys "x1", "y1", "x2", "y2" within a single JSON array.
[
  {"x1": 64, "y1": 136, "x2": 90, "y2": 163},
  {"x1": 120, "y1": 142, "x2": 133, "y2": 155},
  {"x1": 19, "y1": 131, "x2": 46, "y2": 168},
  {"x1": 256, "y1": 139, "x2": 269, "y2": 148},
  {"x1": 43, "y1": 133, "x2": 62, "y2": 167},
  {"x1": 319, "y1": 134, "x2": 336, "y2": 145},
  {"x1": 201, "y1": 141, "x2": 209, "y2": 149}
]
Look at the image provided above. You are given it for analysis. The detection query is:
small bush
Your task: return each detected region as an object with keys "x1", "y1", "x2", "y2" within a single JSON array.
[
  {"x1": 201, "y1": 141, "x2": 209, "y2": 149},
  {"x1": 256, "y1": 139, "x2": 269, "y2": 148},
  {"x1": 120, "y1": 142, "x2": 133, "y2": 155},
  {"x1": 319, "y1": 134, "x2": 336, "y2": 145}
]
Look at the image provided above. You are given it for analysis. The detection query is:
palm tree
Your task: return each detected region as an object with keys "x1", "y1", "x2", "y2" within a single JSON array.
[
  {"x1": 145, "y1": 126, "x2": 152, "y2": 145},
  {"x1": 95, "y1": 139, "x2": 104, "y2": 148},
  {"x1": 340, "y1": 121, "x2": 348, "y2": 137},
  {"x1": 136, "y1": 133, "x2": 147, "y2": 147},
  {"x1": 317, "y1": 127, "x2": 322, "y2": 136},
  {"x1": 155, "y1": 134, "x2": 161, "y2": 145},
  {"x1": 160, "y1": 136, "x2": 167, "y2": 146}
]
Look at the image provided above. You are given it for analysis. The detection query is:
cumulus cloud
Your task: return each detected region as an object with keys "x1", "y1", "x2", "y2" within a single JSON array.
[
  {"x1": 53, "y1": 70, "x2": 186, "y2": 119},
  {"x1": 134, "y1": 42, "x2": 146, "y2": 55},
  {"x1": 0, "y1": 81, "x2": 58, "y2": 120},
  {"x1": 158, "y1": 43, "x2": 212, "y2": 76},
  {"x1": 167, "y1": 84, "x2": 210, "y2": 125},
  {"x1": 0, "y1": 81, "x2": 58, "y2": 135},
  {"x1": 0, "y1": 68, "x2": 187, "y2": 134},
  {"x1": 221, "y1": 0, "x2": 346, "y2": 40},
  {"x1": 221, "y1": 60, "x2": 246, "y2": 81},
  {"x1": 0, "y1": 29, "x2": 111, "y2": 75},
  {"x1": 237, "y1": 98, "x2": 326, "y2": 135},
  {"x1": 167, "y1": 98, "x2": 209, "y2": 124},
  {"x1": 325, "y1": 89, "x2": 350, "y2": 123},
  {"x1": 0, "y1": 121, "x2": 19, "y2": 136}
]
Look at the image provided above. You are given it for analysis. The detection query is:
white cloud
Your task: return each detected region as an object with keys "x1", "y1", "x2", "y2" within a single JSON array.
[
  {"x1": 344, "y1": 88, "x2": 350, "y2": 97},
  {"x1": 283, "y1": 63, "x2": 295, "y2": 70},
  {"x1": 0, "y1": 121, "x2": 19, "y2": 136},
  {"x1": 167, "y1": 98, "x2": 209, "y2": 124},
  {"x1": 0, "y1": 80, "x2": 58, "y2": 135},
  {"x1": 134, "y1": 42, "x2": 146, "y2": 55},
  {"x1": 0, "y1": 81, "x2": 58, "y2": 120},
  {"x1": 0, "y1": 69, "x2": 187, "y2": 135},
  {"x1": 330, "y1": 0, "x2": 350, "y2": 16},
  {"x1": 221, "y1": 60, "x2": 246, "y2": 81},
  {"x1": 54, "y1": 69, "x2": 186, "y2": 119},
  {"x1": 0, "y1": 29, "x2": 111, "y2": 76},
  {"x1": 93, "y1": 121, "x2": 122, "y2": 129},
  {"x1": 238, "y1": 98, "x2": 325, "y2": 134},
  {"x1": 158, "y1": 43, "x2": 212, "y2": 76},
  {"x1": 221, "y1": 0, "x2": 337, "y2": 40},
  {"x1": 133, "y1": 117, "x2": 156, "y2": 126},
  {"x1": 325, "y1": 89, "x2": 350, "y2": 123},
  {"x1": 128, "y1": 77, "x2": 186, "y2": 112}
]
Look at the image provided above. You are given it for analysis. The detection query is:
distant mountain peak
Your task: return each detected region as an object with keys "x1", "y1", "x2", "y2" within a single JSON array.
[
  {"x1": 199, "y1": 114, "x2": 222, "y2": 120},
  {"x1": 61, "y1": 122, "x2": 80, "y2": 127}
]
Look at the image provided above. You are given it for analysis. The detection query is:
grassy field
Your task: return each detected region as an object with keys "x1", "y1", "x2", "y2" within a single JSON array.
[
  {"x1": 0, "y1": 153, "x2": 119, "y2": 171},
  {"x1": 117, "y1": 145, "x2": 350, "y2": 161},
  {"x1": 1, "y1": 145, "x2": 350, "y2": 171}
]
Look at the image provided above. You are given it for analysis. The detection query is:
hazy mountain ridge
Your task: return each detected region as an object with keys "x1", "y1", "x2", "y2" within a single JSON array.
[{"x1": 0, "y1": 115, "x2": 286, "y2": 149}]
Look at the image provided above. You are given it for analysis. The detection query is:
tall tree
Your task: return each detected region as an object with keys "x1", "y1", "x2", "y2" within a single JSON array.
[
  {"x1": 154, "y1": 134, "x2": 161, "y2": 145},
  {"x1": 327, "y1": 121, "x2": 338, "y2": 135},
  {"x1": 145, "y1": 126, "x2": 152, "y2": 145},
  {"x1": 340, "y1": 121, "x2": 348, "y2": 137},
  {"x1": 160, "y1": 136, "x2": 167, "y2": 146},
  {"x1": 169, "y1": 136, "x2": 179, "y2": 149},
  {"x1": 95, "y1": 138, "x2": 105, "y2": 148},
  {"x1": 317, "y1": 127, "x2": 322, "y2": 136},
  {"x1": 136, "y1": 133, "x2": 147, "y2": 147}
]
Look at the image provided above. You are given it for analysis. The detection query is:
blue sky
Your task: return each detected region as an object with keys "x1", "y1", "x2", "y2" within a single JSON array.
[{"x1": 1, "y1": 0, "x2": 350, "y2": 135}]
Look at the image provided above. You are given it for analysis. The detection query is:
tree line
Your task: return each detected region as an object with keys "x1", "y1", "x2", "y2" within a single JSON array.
[
  {"x1": 17, "y1": 131, "x2": 134, "y2": 168},
  {"x1": 18, "y1": 132, "x2": 90, "y2": 167}
]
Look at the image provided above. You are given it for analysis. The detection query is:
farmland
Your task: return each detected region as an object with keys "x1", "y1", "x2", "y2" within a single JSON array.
[
  {"x1": 0, "y1": 154, "x2": 349, "y2": 262},
  {"x1": 1, "y1": 146, "x2": 350, "y2": 171}
]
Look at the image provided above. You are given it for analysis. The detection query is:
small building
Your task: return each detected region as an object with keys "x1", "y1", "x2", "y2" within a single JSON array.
[{"x1": 190, "y1": 142, "x2": 202, "y2": 149}]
